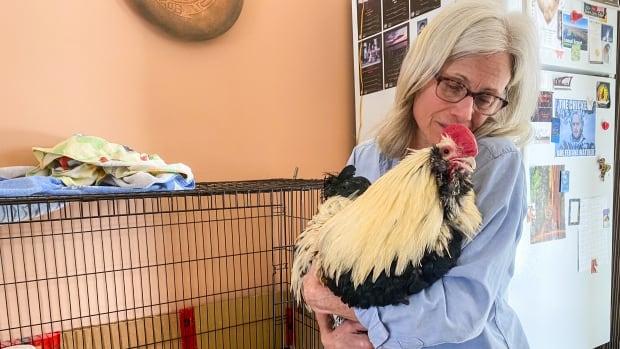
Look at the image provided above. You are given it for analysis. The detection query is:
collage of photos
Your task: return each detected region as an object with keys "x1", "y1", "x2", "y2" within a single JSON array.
[
  {"x1": 532, "y1": 0, "x2": 614, "y2": 65},
  {"x1": 356, "y1": 0, "x2": 440, "y2": 95},
  {"x1": 531, "y1": 84, "x2": 607, "y2": 157}
]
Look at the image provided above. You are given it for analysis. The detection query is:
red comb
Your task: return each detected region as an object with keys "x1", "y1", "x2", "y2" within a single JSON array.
[{"x1": 442, "y1": 124, "x2": 478, "y2": 156}]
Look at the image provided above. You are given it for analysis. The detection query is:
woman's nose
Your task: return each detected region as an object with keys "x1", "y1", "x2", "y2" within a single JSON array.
[{"x1": 450, "y1": 95, "x2": 475, "y2": 122}]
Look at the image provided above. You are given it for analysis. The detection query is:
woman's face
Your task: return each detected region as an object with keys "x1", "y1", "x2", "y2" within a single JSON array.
[{"x1": 410, "y1": 52, "x2": 512, "y2": 149}]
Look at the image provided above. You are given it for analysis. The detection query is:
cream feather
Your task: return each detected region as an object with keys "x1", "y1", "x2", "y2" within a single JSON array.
[
  {"x1": 290, "y1": 195, "x2": 355, "y2": 305},
  {"x1": 316, "y1": 137, "x2": 481, "y2": 288}
]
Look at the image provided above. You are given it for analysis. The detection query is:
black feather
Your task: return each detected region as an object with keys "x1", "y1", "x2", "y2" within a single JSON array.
[
  {"x1": 323, "y1": 165, "x2": 371, "y2": 199},
  {"x1": 324, "y1": 228, "x2": 465, "y2": 308}
]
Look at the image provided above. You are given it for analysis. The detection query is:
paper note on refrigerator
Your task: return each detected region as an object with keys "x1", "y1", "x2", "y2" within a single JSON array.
[{"x1": 578, "y1": 196, "x2": 611, "y2": 272}]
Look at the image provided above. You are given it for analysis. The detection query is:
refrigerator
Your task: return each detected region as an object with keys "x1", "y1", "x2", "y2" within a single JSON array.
[{"x1": 351, "y1": 0, "x2": 618, "y2": 348}]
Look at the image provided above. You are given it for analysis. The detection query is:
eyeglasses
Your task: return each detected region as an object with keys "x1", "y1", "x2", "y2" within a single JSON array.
[{"x1": 434, "y1": 74, "x2": 509, "y2": 116}]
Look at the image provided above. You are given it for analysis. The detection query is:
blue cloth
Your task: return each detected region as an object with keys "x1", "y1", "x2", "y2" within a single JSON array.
[
  {"x1": 0, "y1": 173, "x2": 194, "y2": 197},
  {"x1": 0, "y1": 169, "x2": 194, "y2": 223},
  {"x1": 348, "y1": 137, "x2": 529, "y2": 349}
]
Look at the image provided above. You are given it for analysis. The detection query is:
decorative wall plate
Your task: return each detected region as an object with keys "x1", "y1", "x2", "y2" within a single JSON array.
[{"x1": 127, "y1": 0, "x2": 243, "y2": 41}]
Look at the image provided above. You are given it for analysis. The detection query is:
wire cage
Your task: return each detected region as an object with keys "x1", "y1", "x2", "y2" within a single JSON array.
[{"x1": 0, "y1": 179, "x2": 324, "y2": 349}]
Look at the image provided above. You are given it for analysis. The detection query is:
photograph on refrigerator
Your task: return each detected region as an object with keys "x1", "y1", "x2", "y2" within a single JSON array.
[
  {"x1": 554, "y1": 98, "x2": 596, "y2": 157},
  {"x1": 561, "y1": 11, "x2": 588, "y2": 61},
  {"x1": 528, "y1": 164, "x2": 567, "y2": 244},
  {"x1": 532, "y1": 91, "x2": 554, "y2": 143}
]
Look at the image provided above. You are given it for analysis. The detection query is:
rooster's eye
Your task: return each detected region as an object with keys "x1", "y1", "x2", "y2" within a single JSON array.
[{"x1": 442, "y1": 148, "x2": 451, "y2": 155}]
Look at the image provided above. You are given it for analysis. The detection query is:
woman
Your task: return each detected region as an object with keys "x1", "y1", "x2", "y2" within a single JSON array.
[{"x1": 302, "y1": 0, "x2": 540, "y2": 348}]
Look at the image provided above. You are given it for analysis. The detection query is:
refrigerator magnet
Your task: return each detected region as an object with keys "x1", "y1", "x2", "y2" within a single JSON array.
[
  {"x1": 602, "y1": 121, "x2": 610, "y2": 130},
  {"x1": 560, "y1": 170, "x2": 570, "y2": 192},
  {"x1": 596, "y1": 81, "x2": 611, "y2": 108},
  {"x1": 597, "y1": 157, "x2": 611, "y2": 181}
]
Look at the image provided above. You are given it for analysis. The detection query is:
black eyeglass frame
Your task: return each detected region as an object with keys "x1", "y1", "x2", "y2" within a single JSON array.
[{"x1": 434, "y1": 74, "x2": 509, "y2": 116}]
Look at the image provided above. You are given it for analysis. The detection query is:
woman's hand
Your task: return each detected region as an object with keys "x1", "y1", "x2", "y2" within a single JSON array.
[
  {"x1": 315, "y1": 313, "x2": 374, "y2": 349},
  {"x1": 302, "y1": 265, "x2": 374, "y2": 348},
  {"x1": 302, "y1": 265, "x2": 357, "y2": 320}
]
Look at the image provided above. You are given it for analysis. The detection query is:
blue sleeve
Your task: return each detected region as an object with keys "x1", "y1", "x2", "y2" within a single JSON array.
[
  {"x1": 346, "y1": 140, "x2": 396, "y2": 183},
  {"x1": 354, "y1": 138, "x2": 527, "y2": 348}
]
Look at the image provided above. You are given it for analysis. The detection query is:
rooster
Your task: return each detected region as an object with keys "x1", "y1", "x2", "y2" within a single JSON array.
[{"x1": 291, "y1": 124, "x2": 482, "y2": 310}]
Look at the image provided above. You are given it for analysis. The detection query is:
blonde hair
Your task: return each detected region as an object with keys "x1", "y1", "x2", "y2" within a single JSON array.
[{"x1": 375, "y1": 0, "x2": 540, "y2": 158}]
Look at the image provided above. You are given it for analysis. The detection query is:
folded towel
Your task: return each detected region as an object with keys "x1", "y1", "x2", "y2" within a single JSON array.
[
  {"x1": 30, "y1": 134, "x2": 194, "y2": 188},
  {"x1": 0, "y1": 135, "x2": 196, "y2": 221}
]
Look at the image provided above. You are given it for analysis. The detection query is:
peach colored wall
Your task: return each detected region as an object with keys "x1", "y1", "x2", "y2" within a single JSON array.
[{"x1": 0, "y1": 1, "x2": 356, "y2": 181}]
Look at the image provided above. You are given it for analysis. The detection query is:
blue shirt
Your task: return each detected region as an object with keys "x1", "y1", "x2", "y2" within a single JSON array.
[{"x1": 347, "y1": 136, "x2": 529, "y2": 349}]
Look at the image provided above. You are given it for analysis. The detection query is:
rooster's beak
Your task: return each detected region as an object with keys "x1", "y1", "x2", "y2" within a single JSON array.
[{"x1": 456, "y1": 157, "x2": 476, "y2": 175}]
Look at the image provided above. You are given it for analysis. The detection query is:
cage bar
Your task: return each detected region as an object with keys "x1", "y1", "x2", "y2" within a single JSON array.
[{"x1": 0, "y1": 180, "x2": 322, "y2": 349}]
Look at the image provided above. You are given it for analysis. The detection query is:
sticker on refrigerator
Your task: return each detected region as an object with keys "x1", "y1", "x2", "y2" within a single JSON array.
[
  {"x1": 554, "y1": 98, "x2": 596, "y2": 157},
  {"x1": 583, "y1": 3, "x2": 607, "y2": 21},
  {"x1": 596, "y1": 81, "x2": 611, "y2": 108},
  {"x1": 553, "y1": 75, "x2": 573, "y2": 89}
]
